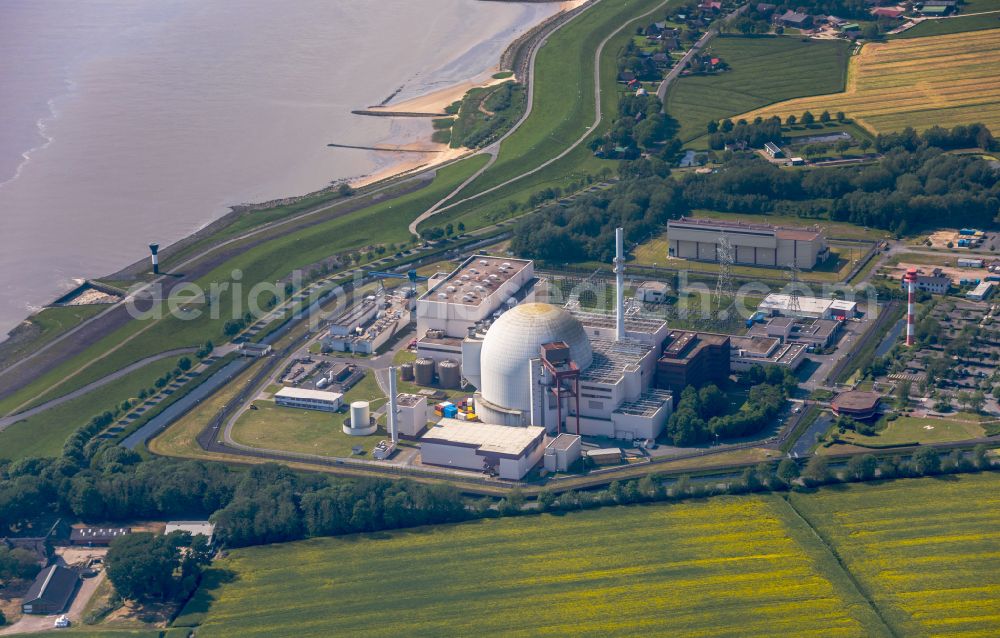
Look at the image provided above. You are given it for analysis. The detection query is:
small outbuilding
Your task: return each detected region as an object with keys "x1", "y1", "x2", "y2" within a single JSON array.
[{"x1": 21, "y1": 565, "x2": 78, "y2": 615}]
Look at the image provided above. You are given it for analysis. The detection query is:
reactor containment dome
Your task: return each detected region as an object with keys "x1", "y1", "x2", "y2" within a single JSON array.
[{"x1": 479, "y1": 303, "x2": 593, "y2": 415}]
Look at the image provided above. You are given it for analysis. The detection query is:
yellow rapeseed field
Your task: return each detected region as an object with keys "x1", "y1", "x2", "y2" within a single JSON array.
[
  {"x1": 790, "y1": 474, "x2": 1000, "y2": 637},
  {"x1": 739, "y1": 29, "x2": 1000, "y2": 135},
  {"x1": 189, "y1": 498, "x2": 872, "y2": 637}
]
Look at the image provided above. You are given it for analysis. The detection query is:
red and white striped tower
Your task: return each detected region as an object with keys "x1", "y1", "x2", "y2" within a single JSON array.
[{"x1": 903, "y1": 267, "x2": 918, "y2": 346}]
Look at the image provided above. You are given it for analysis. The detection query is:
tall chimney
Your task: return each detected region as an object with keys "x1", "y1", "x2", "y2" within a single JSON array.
[
  {"x1": 614, "y1": 227, "x2": 625, "y2": 341},
  {"x1": 387, "y1": 366, "x2": 399, "y2": 444},
  {"x1": 149, "y1": 243, "x2": 160, "y2": 275}
]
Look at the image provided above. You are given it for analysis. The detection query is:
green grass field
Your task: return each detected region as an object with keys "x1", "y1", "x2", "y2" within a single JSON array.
[
  {"x1": 892, "y1": 13, "x2": 1000, "y2": 39},
  {"x1": 0, "y1": 304, "x2": 107, "y2": 369},
  {"x1": 836, "y1": 416, "x2": 985, "y2": 447},
  {"x1": 176, "y1": 474, "x2": 1000, "y2": 637},
  {"x1": 0, "y1": 356, "x2": 184, "y2": 461},
  {"x1": 666, "y1": 35, "x2": 850, "y2": 143}
]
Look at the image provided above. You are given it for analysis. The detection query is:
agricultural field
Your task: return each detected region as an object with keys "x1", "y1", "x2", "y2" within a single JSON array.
[
  {"x1": 666, "y1": 35, "x2": 850, "y2": 143},
  {"x1": 893, "y1": 12, "x2": 1000, "y2": 39},
  {"x1": 175, "y1": 474, "x2": 1000, "y2": 637},
  {"x1": 175, "y1": 497, "x2": 881, "y2": 637},
  {"x1": 740, "y1": 29, "x2": 1000, "y2": 135},
  {"x1": 789, "y1": 474, "x2": 1000, "y2": 636}
]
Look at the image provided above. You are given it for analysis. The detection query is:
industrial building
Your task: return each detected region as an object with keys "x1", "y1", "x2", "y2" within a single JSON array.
[
  {"x1": 758, "y1": 293, "x2": 857, "y2": 320},
  {"x1": 747, "y1": 316, "x2": 842, "y2": 348},
  {"x1": 967, "y1": 281, "x2": 995, "y2": 301},
  {"x1": 667, "y1": 217, "x2": 829, "y2": 269},
  {"x1": 419, "y1": 419, "x2": 546, "y2": 479},
  {"x1": 831, "y1": 391, "x2": 881, "y2": 420},
  {"x1": 543, "y1": 433, "x2": 582, "y2": 472},
  {"x1": 393, "y1": 393, "x2": 429, "y2": 436},
  {"x1": 69, "y1": 527, "x2": 131, "y2": 546},
  {"x1": 655, "y1": 331, "x2": 731, "y2": 395},
  {"x1": 323, "y1": 291, "x2": 412, "y2": 354},
  {"x1": 636, "y1": 280, "x2": 670, "y2": 303},
  {"x1": 21, "y1": 565, "x2": 78, "y2": 615},
  {"x1": 729, "y1": 335, "x2": 806, "y2": 370},
  {"x1": 460, "y1": 302, "x2": 674, "y2": 441},
  {"x1": 274, "y1": 387, "x2": 344, "y2": 412}
]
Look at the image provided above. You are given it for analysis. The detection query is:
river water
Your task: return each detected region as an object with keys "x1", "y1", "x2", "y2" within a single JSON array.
[{"x1": 0, "y1": 0, "x2": 562, "y2": 337}]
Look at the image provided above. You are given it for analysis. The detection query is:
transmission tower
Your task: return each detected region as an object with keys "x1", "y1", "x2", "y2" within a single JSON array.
[
  {"x1": 786, "y1": 261, "x2": 802, "y2": 316},
  {"x1": 714, "y1": 235, "x2": 735, "y2": 321}
]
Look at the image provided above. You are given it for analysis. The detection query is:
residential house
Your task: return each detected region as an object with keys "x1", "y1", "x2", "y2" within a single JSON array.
[{"x1": 777, "y1": 10, "x2": 813, "y2": 28}]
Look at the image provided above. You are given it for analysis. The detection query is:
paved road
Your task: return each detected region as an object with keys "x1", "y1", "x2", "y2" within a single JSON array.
[
  {"x1": 656, "y1": 4, "x2": 748, "y2": 106},
  {"x1": 411, "y1": 0, "x2": 672, "y2": 235},
  {"x1": 0, "y1": 347, "x2": 197, "y2": 431}
]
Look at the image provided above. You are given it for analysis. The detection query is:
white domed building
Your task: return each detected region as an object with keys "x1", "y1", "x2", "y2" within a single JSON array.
[{"x1": 462, "y1": 302, "x2": 673, "y2": 440}]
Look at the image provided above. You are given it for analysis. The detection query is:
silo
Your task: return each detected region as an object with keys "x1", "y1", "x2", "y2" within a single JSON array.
[
  {"x1": 438, "y1": 359, "x2": 461, "y2": 389},
  {"x1": 414, "y1": 358, "x2": 435, "y2": 386},
  {"x1": 343, "y1": 400, "x2": 376, "y2": 436},
  {"x1": 400, "y1": 362, "x2": 414, "y2": 381}
]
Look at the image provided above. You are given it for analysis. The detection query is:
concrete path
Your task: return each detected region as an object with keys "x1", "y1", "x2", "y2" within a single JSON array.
[{"x1": 0, "y1": 347, "x2": 196, "y2": 430}]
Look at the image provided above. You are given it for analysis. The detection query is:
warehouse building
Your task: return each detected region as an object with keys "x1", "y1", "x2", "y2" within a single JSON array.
[
  {"x1": 758, "y1": 293, "x2": 857, "y2": 320},
  {"x1": 419, "y1": 419, "x2": 546, "y2": 480},
  {"x1": 323, "y1": 292, "x2": 412, "y2": 354},
  {"x1": 274, "y1": 387, "x2": 343, "y2": 412},
  {"x1": 655, "y1": 331, "x2": 731, "y2": 395},
  {"x1": 967, "y1": 281, "x2": 995, "y2": 301},
  {"x1": 22, "y1": 565, "x2": 78, "y2": 615},
  {"x1": 667, "y1": 217, "x2": 829, "y2": 269}
]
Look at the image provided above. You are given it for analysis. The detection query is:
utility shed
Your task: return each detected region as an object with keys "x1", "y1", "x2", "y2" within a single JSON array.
[{"x1": 21, "y1": 565, "x2": 78, "y2": 615}]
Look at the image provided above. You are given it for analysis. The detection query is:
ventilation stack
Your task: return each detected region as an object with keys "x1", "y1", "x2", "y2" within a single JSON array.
[
  {"x1": 614, "y1": 227, "x2": 625, "y2": 341},
  {"x1": 387, "y1": 366, "x2": 399, "y2": 444},
  {"x1": 903, "y1": 267, "x2": 918, "y2": 346},
  {"x1": 149, "y1": 243, "x2": 160, "y2": 274}
]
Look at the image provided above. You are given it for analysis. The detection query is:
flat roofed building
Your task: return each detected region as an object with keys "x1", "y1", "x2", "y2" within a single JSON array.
[
  {"x1": 165, "y1": 521, "x2": 215, "y2": 544},
  {"x1": 667, "y1": 217, "x2": 828, "y2": 269},
  {"x1": 274, "y1": 387, "x2": 343, "y2": 412},
  {"x1": 395, "y1": 393, "x2": 428, "y2": 437},
  {"x1": 831, "y1": 391, "x2": 881, "y2": 420},
  {"x1": 758, "y1": 293, "x2": 857, "y2": 320},
  {"x1": 901, "y1": 270, "x2": 950, "y2": 294},
  {"x1": 730, "y1": 335, "x2": 806, "y2": 370},
  {"x1": 636, "y1": 280, "x2": 671, "y2": 303},
  {"x1": 656, "y1": 331, "x2": 731, "y2": 395},
  {"x1": 749, "y1": 316, "x2": 841, "y2": 347},
  {"x1": 544, "y1": 433, "x2": 582, "y2": 472},
  {"x1": 416, "y1": 255, "x2": 535, "y2": 338},
  {"x1": 69, "y1": 527, "x2": 131, "y2": 546},
  {"x1": 419, "y1": 419, "x2": 546, "y2": 480},
  {"x1": 967, "y1": 281, "x2": 995, "y2": 301},
  {"x1": 22, "y1": 565, "x2": 78, "y2": 615}
]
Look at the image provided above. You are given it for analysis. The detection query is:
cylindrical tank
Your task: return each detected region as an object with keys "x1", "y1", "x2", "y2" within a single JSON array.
[
  {"x1": 414, "y1": 358, "x2": 435, "y2": 386},
  {"x1": 400, "y1": 363, "x2": 414, "y2": 381},
  {"x1": 438, "y1": 359, "x2": 461, "y2": 389},
  {"x1": 350, "y1": 401, "x2": 370, "y2": 428}
]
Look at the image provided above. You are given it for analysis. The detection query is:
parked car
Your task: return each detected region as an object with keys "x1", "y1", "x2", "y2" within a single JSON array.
[{"x1": 54, "y1": 615, "x2": 70, "y2": 628}]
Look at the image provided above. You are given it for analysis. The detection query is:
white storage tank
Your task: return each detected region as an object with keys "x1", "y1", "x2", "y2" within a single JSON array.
[{"x1": 343, "y1": 400, "x2": 377, "y2": 436}]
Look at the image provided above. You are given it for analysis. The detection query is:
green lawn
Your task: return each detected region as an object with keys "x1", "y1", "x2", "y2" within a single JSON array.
[
  {"x1": 0, "y1": 304, "x2": 107, "y2": 369},
  {"x1": 230, "y1": 400, "x2": 401, "y2": 458},
  {"x1": 667, "y1": 35, "x2": 850, "y2": 143},
  {"x1": 0, "y1": 356, "x2": 184, "y2": 461},
  {"x1": 892, "y1": 13, "x2": 1000, "y2": 39},
  {"x1": 177, "y1": 474, "x2": 1000, "y2": 637},
  {"x1": 837, "y1": 415, "x2": 985, "y2": 447}
]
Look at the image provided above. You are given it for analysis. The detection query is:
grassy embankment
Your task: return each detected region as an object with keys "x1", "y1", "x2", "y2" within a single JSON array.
[
  {"x1": 0, "y1": 304, "x2": 107, "y2": 368},
  {"x1": 892, "y1": 13, "x2": 1000, "y2": 39},
  {"x1": 666, "y1": 35, "x2": 850, "y2": 144},
  {"x1": 0, "y1": 356, "x2": 186, "y2": 461},
  {"x1": 173, "y1": 474, "x2": 1000, "y2": 637},
  {"x1": 418, "y1": 0, "x2": 673, "y2": 234},
  {"x1": 0, "y1": 156, "x2": 488, "y2": 435},
  {"x1": 831, "y1": 415, "x2": 986, "y2": 448},
  {"x1": 740, "y1": 29, "x2": 1000, "y2": 135}
]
